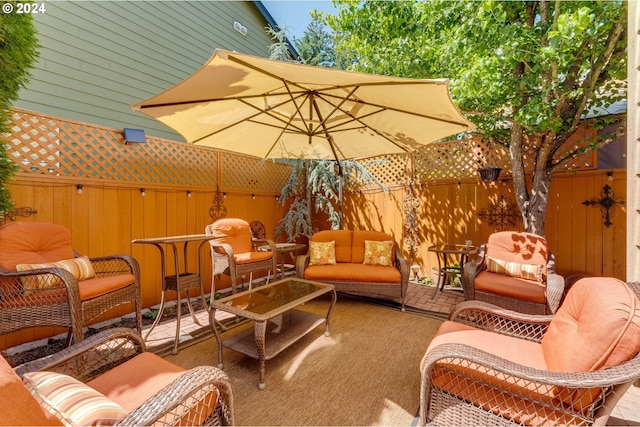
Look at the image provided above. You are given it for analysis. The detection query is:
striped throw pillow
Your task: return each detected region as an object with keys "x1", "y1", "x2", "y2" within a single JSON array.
[
  {"x1": 16, "y1": 256, "x2": 96, "y2": 295},
  {"x1": 485, "y1": 255, "x2": 544, "y2": 282},
  {"x1": 23, "y1": 371, "x2": 127, "y2": 426}
]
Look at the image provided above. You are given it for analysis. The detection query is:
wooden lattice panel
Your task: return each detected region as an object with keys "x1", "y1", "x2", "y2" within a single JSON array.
[
  {"x1": 355, "y1": 155, "x2": 408, "y2": 187},
  {"x1": 359, "y1": 133, "x2": 597, "y2": 188},
  {"x1": 219, "y1": 152, "x2": 291, "y2": 192},
  {"x1": 4, "y1": 108, "x2": 292, "y2": 190},
  {"x1": 4, "y1": 108, "x2": 596, "y2": 191},
  {"x1": 6, "y1": 110, "x2": 60, "y2": 175}
]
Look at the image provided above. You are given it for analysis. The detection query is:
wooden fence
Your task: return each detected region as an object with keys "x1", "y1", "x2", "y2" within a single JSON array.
[
  {"x1": 0, "y1": 108, "x2": 625, "y2": 349},
  {"x1": 343, "y1": 169, "x2": 626, "y2": 282}
]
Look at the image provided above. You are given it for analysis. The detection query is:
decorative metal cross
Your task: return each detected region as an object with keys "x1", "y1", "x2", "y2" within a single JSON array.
[
  {"x1": 582, "y1": 184, "x2": 625, "y2": 227},
  {"x1": 209, "y1": 185, "x2": 227, "y2": 221},
  {"x1": 478, "y1": 193, "x2": 520, "y2": 231}
]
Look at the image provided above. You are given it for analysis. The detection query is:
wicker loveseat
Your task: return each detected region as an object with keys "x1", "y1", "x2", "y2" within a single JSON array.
[
  {"x1": 3, "y1": 328, "x2": 234, "y2": 426},
  {"x1": 296, "y1": 230, "x2": 409, "y2": 310},
  {"x1": 0, "y1": 222, "x2": 141, "y2": 345},
  {"x1": 419, "y1": 277, "x2": 640, "y2": 426}
]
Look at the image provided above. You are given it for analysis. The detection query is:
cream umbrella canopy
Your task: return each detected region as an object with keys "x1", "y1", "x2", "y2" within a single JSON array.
[{"x1": 131, "y1": 49, "x2": 475, "y2": 161}]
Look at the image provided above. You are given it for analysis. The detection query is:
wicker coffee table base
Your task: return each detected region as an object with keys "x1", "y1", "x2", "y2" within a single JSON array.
[{"x1": 210, "y1": 279, "x2": 336, "y2": 390}]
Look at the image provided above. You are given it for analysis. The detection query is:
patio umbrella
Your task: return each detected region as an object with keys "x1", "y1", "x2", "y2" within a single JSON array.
[
  {"x1": 131, "y1": 49, "x2": 475, "y2": 161},
  {"x1": 131, "y1": 49, "x2": 475, "y2": 226}
]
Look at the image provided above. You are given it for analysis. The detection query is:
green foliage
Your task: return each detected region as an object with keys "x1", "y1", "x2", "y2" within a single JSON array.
[
  {"x1": 274, "y1": 158, "x2": 389, "y2": 241},
  {"x1": 0, "y1": 6, "x2": 39, "y2": 214},
  {"x1": 325, "y1": 0, "x2": 626, "y2": 234},
  {"x1": 294, "y1": 17, "x2": 335, "y2": 67},
  {"x1": 266, "y1": 25, "x2": 298, "y2": 62}
]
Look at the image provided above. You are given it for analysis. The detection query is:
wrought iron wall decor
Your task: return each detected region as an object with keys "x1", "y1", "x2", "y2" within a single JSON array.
[
  {"x1": 582, "y1": 184, "x2": 625, "y2": 227},
  {"x1": 0, "y1": 207, "x2": 38, "y2": 225},
  {"x1": 478, "y1": 193, "x2": 520, "y2": 231},
  {"x1": 209, "y1": 185, "x2": 227, "y2": 221}
]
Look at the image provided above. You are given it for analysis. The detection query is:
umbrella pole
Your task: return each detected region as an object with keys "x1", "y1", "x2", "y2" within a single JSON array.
[{"x1": 337, "y1": 161, "x2": 343, "y2": 230}]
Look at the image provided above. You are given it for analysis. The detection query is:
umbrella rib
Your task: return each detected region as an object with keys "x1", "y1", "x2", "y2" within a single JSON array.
[
  {"x1": 313, "y1": 94, "x2": 418, "y2": 154},
  {"x1": 190, "y1": 96, "x2": 309, "y2": 144},
  {"x1": 311, "y1": 97, "x2": 348, "y2": 162},
  {"x1": 316, "y1": 91, "x2": 470, "y2": 127}
]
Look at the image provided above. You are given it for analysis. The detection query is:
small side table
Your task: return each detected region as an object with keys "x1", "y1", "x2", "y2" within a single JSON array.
[
  {"x1": 258, "y1": 242, "x2": 306, "y2": 279},
  {"x1": 428, "y1": 244, "x2": 478, "y2": 297},
  {"x1": 132, "y1": 233, "x2": 223, "y2": 354}
]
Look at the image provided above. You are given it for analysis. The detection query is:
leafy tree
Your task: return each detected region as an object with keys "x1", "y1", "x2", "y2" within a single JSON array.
[
  {"x1": 0, "y1": 7, "x2": 39, "y2": 215},
  {"x1": 325, "y1": 0, "x2": 626, "y2": 236}
]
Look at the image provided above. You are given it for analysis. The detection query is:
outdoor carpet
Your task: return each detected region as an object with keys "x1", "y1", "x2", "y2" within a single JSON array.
[{"x1": 164, "y1": 294, "x2": 443, "y2": 426}]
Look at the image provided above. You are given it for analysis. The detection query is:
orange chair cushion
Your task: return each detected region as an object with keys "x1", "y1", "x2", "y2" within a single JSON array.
[
  {"x1": 474, "y1": 270, "x2": 547, "y2": 303},
  {"x1": 88, "y1": 352, "x2": 220, "y2": 425},
  {"x1": 425, "y1": 320, "x2": 547, "y2": 372},
  {"x1": 486, "y1": 231, "x2": 548, "y2": 277},
  {"x1": 542, "y1": 277, "x2": 640, "y2": 372},
  {"x1": 87, "y1": 352, "x2": 186, "y2": 413},
  {"x1": 210, "y1": 218, "x2": 253, "y2": 254},
  {"x1": 303, "y1": 263, "x2": 401, "y2": 283},
  {"x1": 424, "y1": 321, "x2": 589, "y2": 425},
  {"x1": 352, "y1": 231, "x2": 395, "y2": 264},
  {"x1": 78, "y1": 274, "x2": 136, "y2": 301},
  {"x1": 233, "y1": 251, "x2": 273, "y2": 265},
  {"x1": 311, "y1": 230, "x2": 352, "y2": 263},
  {"x1": 0, "y1": 222, "x2": 75, "y2": 271},
  {"x1": 0, "y1": 355, "x2": 63, "y2": 426}
]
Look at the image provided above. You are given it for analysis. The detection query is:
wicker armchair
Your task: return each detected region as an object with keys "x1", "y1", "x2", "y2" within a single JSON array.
[
  {"x1": 0, "y1": 222, "x2": 141, "y2": 345},
  {"x1": 419, "y1": 278, "x2": 640, "y2": 426},
  {"x1": 206, "y1": 218, "x2": 276, "y2": 294},
  {"x1": 464, "y1": 231, "x2": 565, "y2": 314},
  {"x1": 13, "y1": 328, "x2": 235, "y2": 426}
]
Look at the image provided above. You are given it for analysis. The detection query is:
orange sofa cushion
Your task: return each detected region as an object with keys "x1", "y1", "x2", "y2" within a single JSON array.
[
  {"x1": 0, "y1": 222, "x2": 75, "y2": 271},
  {"x1": 311, "y1": 230, "x2": 352, "y2": 263},
  {"x1": 473, "y1": 270, "x2": 547, "y2": 303},
  {"x1": 486, "y1": 231, "x2": 548, "y2": 278},
  {"x1": 210, "y1": 218, "x2": 253, "y2": 254},
  {"x1": 304, "y1": 263, "x2": 401, "y2": 283},
  {"x1": 0, "y1": 355, "x2": 63, "y2": 426}
]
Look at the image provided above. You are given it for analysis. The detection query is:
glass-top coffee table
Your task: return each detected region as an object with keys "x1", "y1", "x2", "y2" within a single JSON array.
[{"x1": 209, "y1": 278, "x2": 336, "y2": 389}]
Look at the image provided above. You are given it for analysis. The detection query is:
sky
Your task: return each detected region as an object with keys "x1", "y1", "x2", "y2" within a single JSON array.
[{"x1": 262, "y1": 1, "x2": 337, "y2": 41}]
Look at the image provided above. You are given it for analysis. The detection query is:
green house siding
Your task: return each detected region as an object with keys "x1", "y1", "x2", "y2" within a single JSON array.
[{"x1": 16, "y1": 1, "x2": 274, "y2": 141}]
